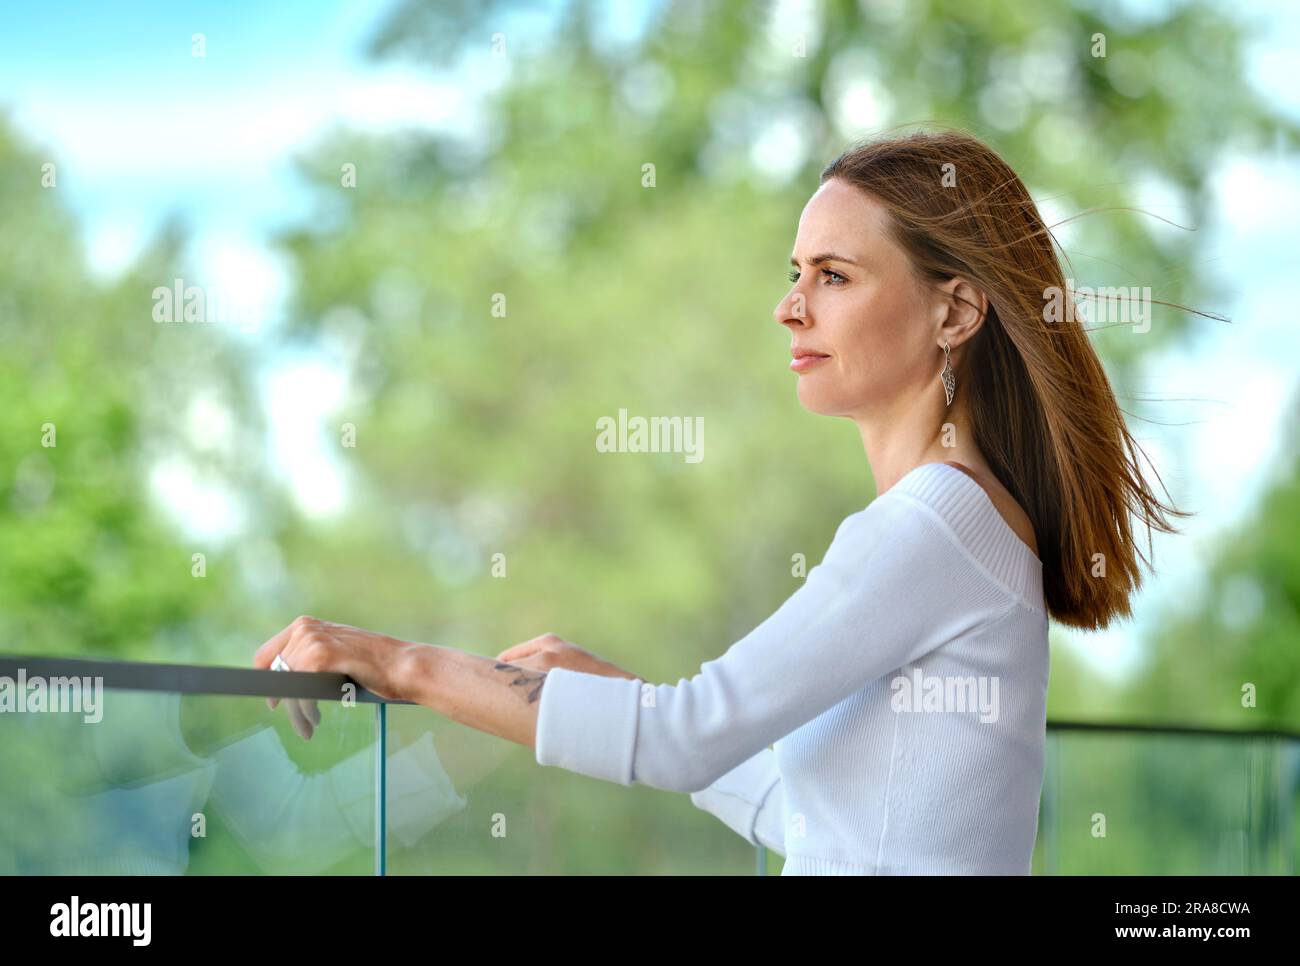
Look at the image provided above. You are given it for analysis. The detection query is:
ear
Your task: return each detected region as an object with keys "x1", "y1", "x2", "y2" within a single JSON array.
[{"x1": 933, "y1": 277, "x2": 988, "y2": 349}]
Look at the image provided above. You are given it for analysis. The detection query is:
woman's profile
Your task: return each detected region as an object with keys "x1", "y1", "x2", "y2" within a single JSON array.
[{"x1": 255, "y1": 128, "x2": 1190, "y2": 875}]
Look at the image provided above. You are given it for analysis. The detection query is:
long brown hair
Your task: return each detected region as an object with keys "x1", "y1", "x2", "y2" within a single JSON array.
[{"x1": 821, "y1": 128, "x2": 1202, "y2": 631}]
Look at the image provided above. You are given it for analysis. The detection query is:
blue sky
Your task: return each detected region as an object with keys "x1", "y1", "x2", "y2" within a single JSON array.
[
  {"x1": 2, "y1": 0, "x2": 447, "y2": 277},
  {"x1": 2, "y1": 0, "x2": 1297, "y2": 677}
]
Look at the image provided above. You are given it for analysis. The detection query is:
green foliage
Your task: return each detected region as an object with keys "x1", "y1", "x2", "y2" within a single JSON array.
[
  {"x1": 3, "y1": 0, "x2": 1298, "y2": 873},
  {"x1": 0, "y1": 122, "x2": 263, "y2": 661}
]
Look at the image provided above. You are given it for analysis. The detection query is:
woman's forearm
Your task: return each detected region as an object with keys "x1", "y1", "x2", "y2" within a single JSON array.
[
  {"x1": 252, "y1": 618, "x2": 641, "y2": 750},
  {"x1": 403, "y1": 644, "x2": 547, "y2": 749}
]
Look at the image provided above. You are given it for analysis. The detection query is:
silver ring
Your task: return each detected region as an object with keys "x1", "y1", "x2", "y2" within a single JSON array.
[{"x1": 271, "y1": 654, "x2": 292, "y2": 672}]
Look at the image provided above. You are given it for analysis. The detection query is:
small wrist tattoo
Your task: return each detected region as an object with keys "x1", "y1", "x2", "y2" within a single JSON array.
[{"x1": 494, "y1": 662, "x2": 547, "y2": 703}]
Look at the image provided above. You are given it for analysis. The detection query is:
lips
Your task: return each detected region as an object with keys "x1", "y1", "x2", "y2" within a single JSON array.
[{"x1": 789, "y1": 349, "x2": 830, "y2": 373}]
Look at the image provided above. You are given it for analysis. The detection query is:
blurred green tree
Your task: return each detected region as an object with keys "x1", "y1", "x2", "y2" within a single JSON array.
[{"x1": 0, "y1": 119, "x2": 274, "y2": 661}]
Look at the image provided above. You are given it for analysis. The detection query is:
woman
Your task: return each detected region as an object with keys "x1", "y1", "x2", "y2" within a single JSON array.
[{"x1": 254, "y1": 130, "x2": 1187, "y2": 874}]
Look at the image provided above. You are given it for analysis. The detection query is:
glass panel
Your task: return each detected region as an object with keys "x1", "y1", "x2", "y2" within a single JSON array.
[
  {"x1": 0, "y1": 682, "x2": 379, "y2": 874},
  {"x1": 382, "y1": 704, "x2": 762, "y2": 873},
  {"x1": 1033, "y1": 731, "x2": 1297, "y2": 875},
  {"x1": 6, "y1": 662, "x2": 1295, "y2": 877}
]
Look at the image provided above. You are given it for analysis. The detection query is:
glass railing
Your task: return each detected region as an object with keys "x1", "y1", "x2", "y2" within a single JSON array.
[
  {"x1": 2, "y1": 655, "x2": 1295, "y2": 874},
  {"x1": 1034, "y1": 722, "x2": 1298, "y2": 875},
  {"x1": 382, "y1": 701, "x2": 759, "y2": 874},
  {"x1": 0, "y1": 654, "x2": 759, "y2": 874},
  {"x1": 0, "y1": 655, "x2": 385, "y2": 874}
]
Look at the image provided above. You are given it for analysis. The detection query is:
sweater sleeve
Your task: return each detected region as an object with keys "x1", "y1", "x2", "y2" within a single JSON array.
[
  {"x1": 533, "y1": 493, "x2": 1014, "y2": 793},
  {"x1": 689, "y1": 745, "x2": 786, "y2": 854}
]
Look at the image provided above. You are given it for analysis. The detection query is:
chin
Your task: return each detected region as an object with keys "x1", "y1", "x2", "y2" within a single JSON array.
[
  {"x1": 796, "y1": 377, "x2": 867, "y2": 418},
  {"x1": 795, "y1": 382, "x2": 840, "y2": 416}
]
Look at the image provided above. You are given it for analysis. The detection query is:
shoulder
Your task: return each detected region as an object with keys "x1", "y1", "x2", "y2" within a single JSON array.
[
  {"x1": 810, "y1": 486, "x2": 1026, "y2": 623},
  {"x1": 822, "y1": 481, "x2": 960, "y2": 568},
  {"x1": 831, "y1": 462, "x2": 1043, "y2": 612}
]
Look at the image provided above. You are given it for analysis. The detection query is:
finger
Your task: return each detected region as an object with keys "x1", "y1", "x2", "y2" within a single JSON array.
[
  {"x1": 496, "y1": 642, "x2": 541, "y2": 662},
  {"x1": 278, "y1": 639, "x2": 328, "y2": 734},
  {"x1": 274, "y1": 638, "x2": 308, "y2": 723},
  {"x1": 254, "y1": 621, "x2": 298, "y2": 669},
  {"x1": 297, "y1": 700, "x2": 317, "y2": 739},
  {"x1": 285, "y1": 697, "x2": 313, "y2": 741},
  {"x1": 264, "y1": 626, "x2": 303, "y2": 709},
  {"x1": 267, "y1": 669, "x2": 290, "y2": 710}
]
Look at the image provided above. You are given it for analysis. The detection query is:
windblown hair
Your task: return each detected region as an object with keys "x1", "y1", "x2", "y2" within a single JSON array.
[{"x1": 821, "y1": 129, "x2": 1197, "y2": 631}]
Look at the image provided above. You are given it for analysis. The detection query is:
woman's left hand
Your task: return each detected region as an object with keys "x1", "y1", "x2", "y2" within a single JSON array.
[{"x1": 254, "y1": 615, "x2": 421, "y2": 739}]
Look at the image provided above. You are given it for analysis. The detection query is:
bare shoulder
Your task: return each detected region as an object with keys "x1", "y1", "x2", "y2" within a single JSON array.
[{"x1": 941, "y1": 461, "x2": 1039, "y2": 558}]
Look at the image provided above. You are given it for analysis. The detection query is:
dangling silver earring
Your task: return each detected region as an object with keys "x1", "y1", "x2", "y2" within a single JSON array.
[{"x1": 940, "y1": 342, "x2": 955, "y2": 406}]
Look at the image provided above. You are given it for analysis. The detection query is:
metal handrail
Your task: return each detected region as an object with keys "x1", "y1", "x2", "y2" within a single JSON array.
[
  {"x1": 0, "y1": 653, "x2": 409, "y2": 704},
  {"x1": 3, "y1": 653, "x2": 1296, "y2": 739}
]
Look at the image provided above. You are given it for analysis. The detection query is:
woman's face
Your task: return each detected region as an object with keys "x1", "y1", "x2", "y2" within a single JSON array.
[{"x1": 774, "y1": 178, "x2": 941, "y2": 418}]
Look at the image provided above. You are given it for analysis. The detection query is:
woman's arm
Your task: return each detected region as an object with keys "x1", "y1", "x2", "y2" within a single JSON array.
[
  {"x1": 402, "y1": 632, "x2": 646, "y2": 745},
  {"x1": 253, "y1": 616, "x2": 553, "y2": 748},
  {"x1": 531, "y1": 496, "x2": 1019, "y2": 793},
  {"x1": 500, "y1": 635, "x2": 790, "y2": 852},
  {"x1": 403, "y1": 644, "x2": 548, "y2": 747}
]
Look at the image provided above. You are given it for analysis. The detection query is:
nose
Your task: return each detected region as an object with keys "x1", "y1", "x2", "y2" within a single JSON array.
[{"x1": 774, "y1": 288, "x2": 808, "y2": 329}]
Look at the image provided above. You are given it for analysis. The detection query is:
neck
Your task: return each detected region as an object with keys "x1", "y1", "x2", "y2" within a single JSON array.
[{"x1": 852, "y1": 389, "x2": 980, "y2": 495}]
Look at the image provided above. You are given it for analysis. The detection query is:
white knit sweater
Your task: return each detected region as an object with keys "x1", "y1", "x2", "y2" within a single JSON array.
[{"x1": 534, "y1": 461, "x2": 1050, "y2": 874}]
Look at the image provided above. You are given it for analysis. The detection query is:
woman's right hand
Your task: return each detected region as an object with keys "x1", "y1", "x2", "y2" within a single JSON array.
[{"x1": 495, "y1": 633, "x2": 640, "y2": 681}]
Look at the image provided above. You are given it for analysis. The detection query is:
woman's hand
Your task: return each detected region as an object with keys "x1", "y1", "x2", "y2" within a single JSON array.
[
  {"x1": 495, "y1": 633, "x2": 640, "y2": 681},
  {"x1": 254, "y1": 615, "x2": 421, "y2": 739}
]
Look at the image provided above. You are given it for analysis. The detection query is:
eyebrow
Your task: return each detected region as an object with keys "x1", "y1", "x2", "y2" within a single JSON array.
[{"x1": 789, "y1": 252, "x2": 863, "y2": 268}]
